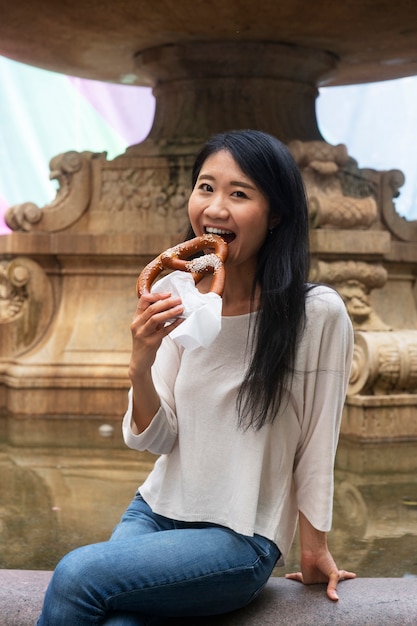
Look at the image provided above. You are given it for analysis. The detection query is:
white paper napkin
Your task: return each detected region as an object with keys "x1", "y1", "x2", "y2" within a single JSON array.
[{"x1": 151, "y1": 270, "x2": 222, "y2": 350}]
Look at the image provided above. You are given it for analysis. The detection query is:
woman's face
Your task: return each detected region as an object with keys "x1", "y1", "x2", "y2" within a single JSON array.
[{"x1": 188, "y1": 150, "x2": 270, "y2": 272}]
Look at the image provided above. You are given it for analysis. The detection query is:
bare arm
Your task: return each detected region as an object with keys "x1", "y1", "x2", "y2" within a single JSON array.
[
  {"x1": 285, "y1": 511, "x2": 356, "y2": 601},
  {"x1": 129, "y1": 291, "x2": 184, "y2": 434}
]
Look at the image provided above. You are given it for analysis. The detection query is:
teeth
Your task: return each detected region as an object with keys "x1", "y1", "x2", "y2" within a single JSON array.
[{"x1": 205, "y1": 227, "x2": 233, "y2": 235}]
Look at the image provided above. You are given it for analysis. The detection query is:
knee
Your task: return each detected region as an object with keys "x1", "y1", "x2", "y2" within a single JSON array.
[
  {"x1": 38, "y1": 545, "x2": 110, "y2": 624},
  {"x1": 49, "y1": 543, "x2": 103, "y2": 598},
  {"x1": 49, "y1": 547, "x2": 87, "y2": 597}
]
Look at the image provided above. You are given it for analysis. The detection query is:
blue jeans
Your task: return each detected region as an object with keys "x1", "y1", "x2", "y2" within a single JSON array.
[{"x1": 37, "y1": 492, "x2": 280, "y2": 625}]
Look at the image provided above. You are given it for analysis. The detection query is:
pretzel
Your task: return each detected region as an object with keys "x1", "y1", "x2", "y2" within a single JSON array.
[{"x1": 136, "y1": 234, "x2": 228, "y2": 297}]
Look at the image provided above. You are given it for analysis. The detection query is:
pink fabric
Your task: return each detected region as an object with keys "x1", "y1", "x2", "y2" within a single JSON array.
[
  {"x1": 0, "y1": 196, "x2": 10, "y2": 234},
  {"x1": 68, "y1": 77, "x2": 155, "y2": 145}
]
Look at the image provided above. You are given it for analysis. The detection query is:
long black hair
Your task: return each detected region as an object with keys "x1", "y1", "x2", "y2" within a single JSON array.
[{"x1": 186, "y1": 130, "x2": 310, "y2": 429}]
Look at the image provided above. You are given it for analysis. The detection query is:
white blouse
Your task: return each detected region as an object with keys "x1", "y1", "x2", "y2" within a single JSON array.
[{"x1": 123, "y1": 285, "x2": 353, "y2": 564}]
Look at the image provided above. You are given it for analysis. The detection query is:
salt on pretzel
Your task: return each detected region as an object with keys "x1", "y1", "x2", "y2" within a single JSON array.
[{"x1": 136, "y1": 234, "x2": 228, "y2": 297}]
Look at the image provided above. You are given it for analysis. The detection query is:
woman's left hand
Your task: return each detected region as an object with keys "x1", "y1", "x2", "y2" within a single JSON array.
[
  {"x1": 285, "y1": 552, "x2": 356, "y2": 601},
  {"x1": 285, "y1": 511, "x2": 356, "y2": 601}
]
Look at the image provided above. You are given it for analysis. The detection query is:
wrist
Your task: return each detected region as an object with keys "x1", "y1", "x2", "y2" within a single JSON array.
[{"x1": 298, "y1": 511, "x2": 328, "y2": 553}]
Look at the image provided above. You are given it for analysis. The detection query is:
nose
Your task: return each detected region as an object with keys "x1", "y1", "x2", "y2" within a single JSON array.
[{"x1": 204, "y1": 193, "x2": 229, "y2": 220}]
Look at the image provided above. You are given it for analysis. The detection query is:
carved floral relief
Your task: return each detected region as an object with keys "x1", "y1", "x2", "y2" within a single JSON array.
[
  {"x1": 90, "y1": 157, "x2": 191, "y2": 234},
  {"x1": 99, "y1": 166, "x2": 188, "y2": 222}
]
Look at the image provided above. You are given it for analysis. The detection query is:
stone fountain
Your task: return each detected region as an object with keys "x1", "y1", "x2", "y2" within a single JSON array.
[{"x1": 0, "y1": 0, "x2": 417, "y2": 448}]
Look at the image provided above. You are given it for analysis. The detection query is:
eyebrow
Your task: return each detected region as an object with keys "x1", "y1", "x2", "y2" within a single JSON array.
[{"x1": 198, "y1": 174, "x2": 256, "y2": 190}]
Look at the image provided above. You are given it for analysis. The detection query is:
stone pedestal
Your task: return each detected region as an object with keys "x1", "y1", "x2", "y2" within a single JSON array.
[{"x1": 131, "y1": 42, "x2": 335, "y2": 152}]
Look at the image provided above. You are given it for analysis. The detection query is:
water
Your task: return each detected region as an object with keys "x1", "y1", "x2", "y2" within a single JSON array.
[{"x1": 1, "y1": 439, "x2": 416, "y2": 577}]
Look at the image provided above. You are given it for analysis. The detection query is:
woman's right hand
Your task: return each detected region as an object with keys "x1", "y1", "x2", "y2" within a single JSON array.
[
  {"x1": 129, "y1": 292, "x2": 184, "y2": 380},
  {"x1": 128, "y1": 292, "x2": 184, "y2": 434}
]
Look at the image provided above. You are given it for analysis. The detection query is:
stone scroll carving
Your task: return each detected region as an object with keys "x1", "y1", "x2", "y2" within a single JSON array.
[
  {"x1": 378, "y1": 169, "x2": 417, "y2": 241},
  {"x1": 349, "y1": 331, "x2": 417, "y2": 395},
  {"x1": 0, "y1": 257, "x2": 54, "y2": 357},
  {"x1": 288, "y1": 140, "x2": 378, "y2": 229},
  {"x1": 5, "y1": 151, "x2": 105, "y2": 232}
]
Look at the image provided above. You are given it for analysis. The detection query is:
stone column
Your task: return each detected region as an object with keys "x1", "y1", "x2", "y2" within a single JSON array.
[{"x1": 129, "y1": 42, "x2": 337, "y2": 154}]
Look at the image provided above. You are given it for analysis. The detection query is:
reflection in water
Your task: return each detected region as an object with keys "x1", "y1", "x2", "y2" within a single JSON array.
[
  {"x1": 0, "y1": 446, "x2": 154, "y2": 570},
  {"x1": 1, "y1": 440, "x2": 417, "y2": 576},
  {"x1": 0, "y1": 457, "x2": 57, "y2": 568}
]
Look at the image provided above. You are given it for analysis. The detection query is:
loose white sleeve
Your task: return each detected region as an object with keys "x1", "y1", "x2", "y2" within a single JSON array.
[
  {"x1": 122, "y1": 335, "x2": 183, "y2": 455},
  {"x1": 293, "y1": 288, "x2": 353, "y2": 531}
]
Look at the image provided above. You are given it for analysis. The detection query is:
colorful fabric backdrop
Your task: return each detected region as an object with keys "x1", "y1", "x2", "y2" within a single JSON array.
[{"x1": 1, "y1": 55, "x2": 416, "y2": 234}]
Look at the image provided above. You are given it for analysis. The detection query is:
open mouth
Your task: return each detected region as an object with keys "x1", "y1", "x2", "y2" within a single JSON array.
[{"x1": 204, "y1": 226, "x2": 236, "y2": 244}]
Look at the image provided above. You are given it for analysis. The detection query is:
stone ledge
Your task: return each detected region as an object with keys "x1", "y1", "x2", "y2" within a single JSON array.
[{"x1": 1, "y1": 569, "x2": 416, "y2": 626}]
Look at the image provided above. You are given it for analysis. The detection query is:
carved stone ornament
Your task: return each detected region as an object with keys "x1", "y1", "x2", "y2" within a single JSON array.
[
  {"x1": 0, "y1": 260, "x2": 29, "y2": 322},
  {"x1": 310, "y1": 260, "x2": 391, "y2": 331},
  {"x1": 0, "y1": 257, "x2": 54, "y2": 357},
  {"x1": 5, "y1": 151, "x2": 105, "y2": 232},
  {"x1": 337, "y1": 280, "x2": 391, "y2": 331},
  {"x1": 288, "y1": 140, "x2": 378, "y2": 229},
  {"x1": 348, "y1": 331, "x2": 417, "y2": 395}
]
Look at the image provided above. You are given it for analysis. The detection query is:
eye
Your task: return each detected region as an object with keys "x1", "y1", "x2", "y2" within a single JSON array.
[
  {"x1": 199, "y1": 183, "x2": 213, "y2": 192},
  {"x1": 232, "y1": 190, "x2": 248, "y2": 198}
]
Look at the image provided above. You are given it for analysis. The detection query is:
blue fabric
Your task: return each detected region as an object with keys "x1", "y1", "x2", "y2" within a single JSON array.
[{"x1": 37, "y1": 492, "x2": 280, "y2": 625}]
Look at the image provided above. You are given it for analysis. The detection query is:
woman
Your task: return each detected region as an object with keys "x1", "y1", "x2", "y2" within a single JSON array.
[{"x1": 38, "y1": 130, "x2": 355, "y2": 625}]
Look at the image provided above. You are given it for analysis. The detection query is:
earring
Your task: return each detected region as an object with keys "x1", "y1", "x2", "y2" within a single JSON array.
[{"x1": 268, "y1": 216, "x2": 281, "y2": 234}]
